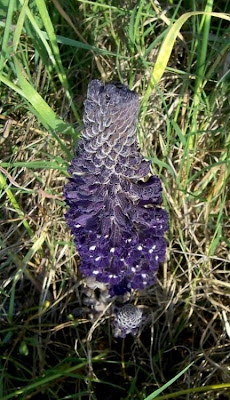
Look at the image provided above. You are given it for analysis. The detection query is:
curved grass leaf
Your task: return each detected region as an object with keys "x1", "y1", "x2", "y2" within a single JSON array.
[
  {"x1": 142, "y1": 12, "x2": 230, "y2": 107},
  {"x1": 0, "y1": 59, "x2": 77, "y2": 159},
  {"x1": 144, "y1": 362, "x2": 193, "y2": 400}
]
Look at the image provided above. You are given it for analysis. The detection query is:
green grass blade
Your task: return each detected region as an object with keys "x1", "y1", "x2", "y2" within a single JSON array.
[
  {"x1": 1, "y1": 59, "x2": 77, "y2": 158},
  {"x1": 0, "y1": 161, "x2": 68, "y2": 172},
  {"x1": 142, "y1": 11, "x2": 230, "y2": 108},
  {"x1": 208, "y1": 194, "x2": 226, "y2": 256},
  {"x1": 13, "y1": 0, "x2": 29, "y2": 52},
  {"x1": 189, "y1": 0, "x2": 214, "y2": 149},
  {"x1": 128, "y1": 5, "x2": 137, "y2": 53},
  {"x1": 195, "y1": 1, "x2": 214, "y2": 92},
  {"x1": 0, "y1": 19, "x2": 125, "y2": 56},
  {"x1": 15, "y1": 0, "x2": 78, "y2": 120},
  {"x1": 144, "y1": 362, "x2": 194, "y2": 400},
  {"x1": 34, "y1": 0, "x2": 79, "y2": 119},
  {"x1": 0, "y1": 0, "x2": 16, "y2": 71},
  {"x1": 0, "y1": 172, "x2": 33, "y2": 237},
  {"x1": 151, "y1": 382, "x2": 230, "y2": 399},
  {"x1": 0, "y1": 354, "x2": 106, "y2": 400},
  {"x1": 0, "y1": 73, "x2": 26, "y2": 97}
]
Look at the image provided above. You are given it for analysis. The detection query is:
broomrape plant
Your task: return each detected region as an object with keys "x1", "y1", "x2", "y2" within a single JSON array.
[{"x1": 64, "y1": 80, "x2": 168, "y2": 337}]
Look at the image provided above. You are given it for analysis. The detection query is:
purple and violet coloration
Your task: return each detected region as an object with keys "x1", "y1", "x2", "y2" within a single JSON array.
[
  {"x1": 113, "y1": 304, "x2": 143, "y2": 338},
  {"x1": 64, "y1": 80, "x2": 168, "y2": 299}
]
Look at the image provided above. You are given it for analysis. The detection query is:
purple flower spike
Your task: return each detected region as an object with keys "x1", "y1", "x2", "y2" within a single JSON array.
[
  {"x1": 113, "y1": 304, "x2": 143, "y2": 338},
  {"x1": 64, "y1": 80, "x2": 168, "y2": 296}
]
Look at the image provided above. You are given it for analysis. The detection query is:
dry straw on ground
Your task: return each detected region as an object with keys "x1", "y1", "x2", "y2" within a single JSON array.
[{"x1": 0, "y1": 1, "x2": 230, "y2": 399}]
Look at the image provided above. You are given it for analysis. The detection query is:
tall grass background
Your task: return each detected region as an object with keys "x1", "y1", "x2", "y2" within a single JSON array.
[{"x1": 0, "y1": 0, "x2": 230, "y2": 399}]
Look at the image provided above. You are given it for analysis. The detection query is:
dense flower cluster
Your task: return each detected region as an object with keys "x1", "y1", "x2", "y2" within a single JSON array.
[
  {"x1": 113, "y1": 304, "x2": 143, "y2": 338},
  {"x1": 64, "y1": 80, "x2": 168, "y2": 299}
]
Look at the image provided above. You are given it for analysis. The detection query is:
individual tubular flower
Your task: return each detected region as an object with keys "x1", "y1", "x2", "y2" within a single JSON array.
[
  {"x1": 64, "y1": 80, "x2": 168, "y2": 296},
  {"x1": 113, "y1": 304, "x2": 143, "y2": 338}
]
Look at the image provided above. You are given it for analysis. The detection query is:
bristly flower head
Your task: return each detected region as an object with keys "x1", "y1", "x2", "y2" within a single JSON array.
[{"x1": 64, "y1": 80, "x2": 168, "y2": 296}]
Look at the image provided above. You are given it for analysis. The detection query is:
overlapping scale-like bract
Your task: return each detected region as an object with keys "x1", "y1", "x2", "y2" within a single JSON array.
[
  {"x1": 64, "y1": 80, "x2": 168, "y2": 296},
  {"x1": 113, "y1": 304, "x2": 143, "y2": 338}
]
